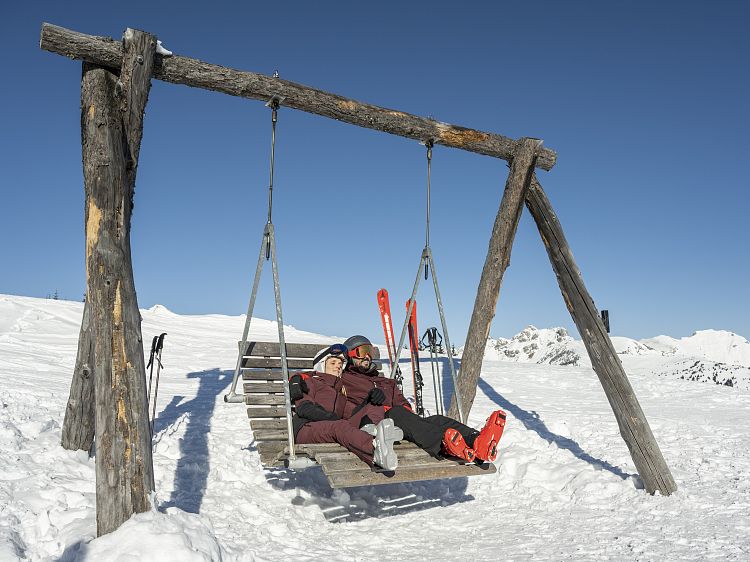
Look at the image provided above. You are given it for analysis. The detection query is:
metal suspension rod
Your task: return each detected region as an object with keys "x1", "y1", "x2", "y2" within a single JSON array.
[
  {"x1": 424, "y1": 141, "x2": 433, "y2": 279},
  {"x1": 391, "y1": 142, "x2": 466, "y2": 422},
  {"x1": 426, "y1": 250, "x2": 465, "y2": 423},
  {"x1": 391, "y1": 251, "x2": 426, "y2": 392},
  {"x1": 268, "y1": 224, "x2": 296, "y2": 463},
  {"x1": 225, "y1": 98, "x2": 285, "y2": 404},
  {"x1": 267, "y1": 98, "x2": 279, "y2": 226},
  {"x1": 425, "y1": 141, "x2": 432, "y2": 248},
  {"x1": 224, "y1": 226, "x2": 270, "y2": 403}
]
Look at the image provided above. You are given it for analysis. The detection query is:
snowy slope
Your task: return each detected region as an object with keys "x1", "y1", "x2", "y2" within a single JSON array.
[{"x1": 1, "y1": 294, "x2": 749, "y2": 561}]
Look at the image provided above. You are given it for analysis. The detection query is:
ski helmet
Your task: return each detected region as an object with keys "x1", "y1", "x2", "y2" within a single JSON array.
[{"x1": 343, "y1": 335, "x2": 372, "y2": 355}]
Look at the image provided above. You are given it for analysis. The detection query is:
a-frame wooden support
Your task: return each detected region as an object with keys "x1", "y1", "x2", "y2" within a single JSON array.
[
  {"x1": 525, "y1": 176, "x2": 677, "y2": 495},
  {"x1": 448, "y1": 150, "x2": 677, "y2": 495}
]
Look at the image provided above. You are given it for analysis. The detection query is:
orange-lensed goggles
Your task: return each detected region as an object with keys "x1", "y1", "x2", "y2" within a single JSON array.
[{"x1": 347, "y1": 344, "x2": 374, "y2": 359}]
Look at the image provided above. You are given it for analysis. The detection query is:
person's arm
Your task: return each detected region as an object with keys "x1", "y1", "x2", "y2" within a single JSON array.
[
  {"x1": 290, "y1": 373, "x2": 341, "y2": 421},
  {"x1": 296, "y1": 400, "x2": 341, "y2": 422}
]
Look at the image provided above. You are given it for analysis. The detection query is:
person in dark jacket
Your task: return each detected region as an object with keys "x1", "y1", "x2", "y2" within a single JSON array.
[
  {"x1": 290, "y1": 344, "x2": 402, "y2": 470},
  {"x1": 341, "y1": 335, "x2": 507, "y2": 463}
]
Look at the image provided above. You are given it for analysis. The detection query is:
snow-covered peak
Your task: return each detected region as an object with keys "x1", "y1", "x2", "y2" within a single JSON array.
[
  {"x1": 481, "y1": 325, "x2": 586, "y2": 366},
  {"x1": 641, "y1": 330, "x2": 750, "y2": 366},
  {"x1": 146, "y1": 304, "x2": 175, "y2": 316}
]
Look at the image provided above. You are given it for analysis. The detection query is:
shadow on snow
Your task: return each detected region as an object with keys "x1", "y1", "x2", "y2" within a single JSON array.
[
  {"x1": 261, "y1": 458, "x2": 474, "y2": 523},
  {"x1": 156, "y1": 368, "x2": 233, "y2": 514},
  {"x1": 477, "y1": 377, "x2": 635, "y2": 481}
]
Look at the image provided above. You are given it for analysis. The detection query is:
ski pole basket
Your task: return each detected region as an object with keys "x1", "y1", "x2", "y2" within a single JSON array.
[{"x1": 241, "y1": 340, "x2": 497, "y2": 488}]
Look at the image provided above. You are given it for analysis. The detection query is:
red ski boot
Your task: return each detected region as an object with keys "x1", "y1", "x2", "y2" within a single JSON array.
[
  {"x1": 442, "y1": 428, "x2": 476, "y2": 462},
  {"x1": 472, "y1": 410, "x2": 507, "y2": 462}
]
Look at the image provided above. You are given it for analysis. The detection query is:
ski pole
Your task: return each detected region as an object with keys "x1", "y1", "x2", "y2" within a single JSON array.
[
  {"x1": 150, "y1": 333, "x2": 166, "y2": 434},
  {"x1": 146, "y1": 335, "x2": 158, "y2": 406}
]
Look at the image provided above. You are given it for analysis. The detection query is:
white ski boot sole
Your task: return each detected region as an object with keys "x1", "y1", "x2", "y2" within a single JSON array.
[{"x1": 372, "y1": 418, "x2": 404, "y2": 471}]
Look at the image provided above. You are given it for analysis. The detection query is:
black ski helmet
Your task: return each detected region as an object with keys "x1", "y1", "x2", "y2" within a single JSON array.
[{"x1": 343, "y1": 335, "x2": 372, "y2": 352}]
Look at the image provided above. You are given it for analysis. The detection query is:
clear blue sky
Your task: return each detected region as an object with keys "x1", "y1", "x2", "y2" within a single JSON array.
[{"x1": 2, "y1": 1, "x2": 748, "y2": 345}]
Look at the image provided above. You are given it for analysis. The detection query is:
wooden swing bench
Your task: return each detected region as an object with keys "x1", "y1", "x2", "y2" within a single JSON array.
[{"x1": 241, "y1": 341, "x2": 496, "y2": 488}]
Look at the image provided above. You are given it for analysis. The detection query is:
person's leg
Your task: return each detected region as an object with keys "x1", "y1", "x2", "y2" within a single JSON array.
[
  {"x1": 347, "y1": 404, "x2": 385, "y2": 429},
  {"x1": 422, "y1": 415, "x2": 480, "y2": 447},
  {"x1": 385, "y1": 406, "x2": 443, "y2": 457},
  {"x1": 296, "y1": 420, "x2": 375, "y2": 466},
  {"x1": 423, "y1": 411, "x2": 507, "y2": 461}
]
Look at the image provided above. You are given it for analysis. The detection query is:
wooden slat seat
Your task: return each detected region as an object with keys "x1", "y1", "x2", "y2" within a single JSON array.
[{"x1": 240, "y1": 340, "x2": 497, "y2": 488}]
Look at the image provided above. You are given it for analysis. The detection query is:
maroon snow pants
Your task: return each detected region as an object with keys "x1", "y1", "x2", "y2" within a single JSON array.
[{"x1": 296, "y1": 414, "x2": 375, "y2": 466}]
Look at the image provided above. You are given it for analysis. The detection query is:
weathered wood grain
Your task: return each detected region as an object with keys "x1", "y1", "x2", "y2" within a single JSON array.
[
  {"x1": 242, "y1": 371, "x2": 284, "y2": 381},
  {"x1": 61, "y1": 297, "x2": 95, "y2": 452},
  {"x1": 448, "y1": 138, "x2": 542, "y2": 420},
  {"x1": 85, "y1": 29, "x2": 157, "y2": 536},
  {"x1": 248, "y1": 418, "x2": 288, "y2": 431},
  {"x1": 324, "y1": 461, "x2": 496, "y2": 488},
  {"x1": 242, "y1": 382, "x2": 285, "y2": 393},
  {"x1": 40, "y1": 23, "x2": 557, "y2": 170},
  {"x1": 241, "y1": 357, "x2": 314, "y2": 369},
  {"x1": 524, "y1": 174, "x2": 676, "y2": 496},
  {"x1": 246, "y1": 406, "x2": 288, "y2": 418}
]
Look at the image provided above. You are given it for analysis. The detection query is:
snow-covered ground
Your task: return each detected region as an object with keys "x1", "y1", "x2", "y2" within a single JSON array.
[{"x1": 1, "y1": 294, "x2": 749, "y2": 561}]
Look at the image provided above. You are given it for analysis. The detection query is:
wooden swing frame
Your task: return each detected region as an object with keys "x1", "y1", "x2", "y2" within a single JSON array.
[{"x1": 40, "y1": 22, "x2": 675, "y2": 535}]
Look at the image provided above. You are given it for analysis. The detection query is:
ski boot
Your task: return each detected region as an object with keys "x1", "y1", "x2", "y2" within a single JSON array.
[
  {"x1": 369, "y1": 418, "x2": 403, "y2": 471},
  {"x1": 441, "y1": 428, "x2": 476, "y2": 462},
  {"x1": 472, "y1": 410, "x2": 507, "y2": 462}
]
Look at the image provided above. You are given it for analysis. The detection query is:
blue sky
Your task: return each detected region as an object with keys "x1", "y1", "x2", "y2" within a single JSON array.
[{"x1": 1, "y1": 1, "x2": 748, "y2": 345}]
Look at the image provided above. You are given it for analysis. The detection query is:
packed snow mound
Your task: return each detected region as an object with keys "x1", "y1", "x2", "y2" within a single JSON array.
[
  {"x1": 78, "y1": 506, "x2": 226, "y2": 561},
  {"x1": 483, "y1": 326, "x2": 587, "y2": 366}
]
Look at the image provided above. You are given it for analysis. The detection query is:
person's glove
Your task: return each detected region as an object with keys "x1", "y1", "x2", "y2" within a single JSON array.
[
  {"x1": 366, "y1": 387, "x2": 386, "y2": 406},
  {"x1": 289, "y1": 375, "x2": 309, "y2": 401}
]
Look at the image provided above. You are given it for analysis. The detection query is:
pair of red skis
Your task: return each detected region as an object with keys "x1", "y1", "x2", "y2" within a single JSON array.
[{"x1": 377, "y1": 288, "x2": 425, "y2": 416}]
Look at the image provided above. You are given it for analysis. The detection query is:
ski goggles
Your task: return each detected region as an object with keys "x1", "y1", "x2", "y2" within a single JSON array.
[
  {"x1": 347, "y1": 344, "x2": 374, "y2": 360},
  {"x1": 327, "y1": 343, "x2": 348, "y2": 360}
]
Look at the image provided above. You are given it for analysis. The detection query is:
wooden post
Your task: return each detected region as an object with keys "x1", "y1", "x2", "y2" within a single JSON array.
[
  {"x1": 447, "y1": 138, "x2": 542, "y2": 420},
  {"x1": 61, "y1": 298, "x2": 95, "y2": 451},
  {"x1": 525, "y1": 175, "x2": 677, "y2": 496},
  {"x1": 83, "y1": 28, "x2": 157, "y2": 536}
]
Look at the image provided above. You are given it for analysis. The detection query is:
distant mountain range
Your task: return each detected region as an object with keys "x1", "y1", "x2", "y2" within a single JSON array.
[{"x1": 473, "y1": 326, "x2": 750, "y2": 390}]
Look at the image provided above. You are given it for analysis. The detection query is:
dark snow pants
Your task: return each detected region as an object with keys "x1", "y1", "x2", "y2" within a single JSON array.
[{"x1": 386, "y1": 405, "x2": 480, "y2": 457}]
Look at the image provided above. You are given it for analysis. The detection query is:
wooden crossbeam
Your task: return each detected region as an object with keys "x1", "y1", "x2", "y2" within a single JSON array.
[{"x1": 40, "y1": 23, "x2": 557, "y2": 170}]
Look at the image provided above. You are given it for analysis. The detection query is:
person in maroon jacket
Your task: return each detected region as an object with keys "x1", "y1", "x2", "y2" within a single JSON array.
[
  {"x1": 289, "y1": 344, "x2": 403, "y2": 470},
  {"x1": 340, "y1": 335, "x2": 507, "y2": 463}
]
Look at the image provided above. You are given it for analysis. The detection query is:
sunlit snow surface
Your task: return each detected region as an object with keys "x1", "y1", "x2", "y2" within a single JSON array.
[{"x1": 1, "y1": 294, "x2": 748, "y2": 561}]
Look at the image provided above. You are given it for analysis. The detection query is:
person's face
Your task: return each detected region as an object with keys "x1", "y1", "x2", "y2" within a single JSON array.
[
  {"x1": 350, "y1": 345, "x2": 372, "y2": 369},
  {"x1": 325, "y1": 356, "x2": 344, "y2": 376}
]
